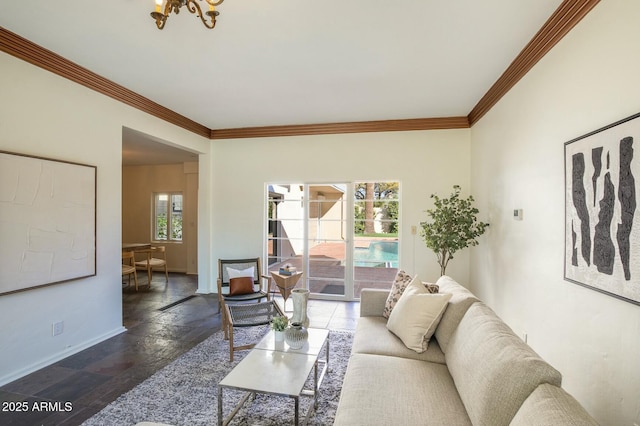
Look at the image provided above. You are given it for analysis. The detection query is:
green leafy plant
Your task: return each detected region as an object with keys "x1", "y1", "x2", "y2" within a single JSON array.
[
  {"x1": 420, "y1": 185, "x2": 489, "y2": 276},
  {"x1": 270, "y1": 315, "x2": 289, "y2": 332}
]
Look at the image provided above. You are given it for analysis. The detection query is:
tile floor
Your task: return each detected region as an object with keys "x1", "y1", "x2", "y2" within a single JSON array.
[{"x1": 0, "y1": 274, "x2": 359, "y2": 426}]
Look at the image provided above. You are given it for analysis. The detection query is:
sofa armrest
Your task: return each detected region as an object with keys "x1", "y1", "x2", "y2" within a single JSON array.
[{"x1": 360, "y1": 288, "x2": 390, "y2": 317}]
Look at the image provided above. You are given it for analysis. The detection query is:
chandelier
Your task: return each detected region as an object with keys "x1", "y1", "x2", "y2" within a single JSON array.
[{"x1": 151, "y1": 0, "x2": 225, "y2": 30}]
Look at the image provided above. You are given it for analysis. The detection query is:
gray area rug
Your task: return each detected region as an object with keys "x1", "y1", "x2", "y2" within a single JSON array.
[{"x1": 83, "y1": 326, "x2": 353, "y2": 425}]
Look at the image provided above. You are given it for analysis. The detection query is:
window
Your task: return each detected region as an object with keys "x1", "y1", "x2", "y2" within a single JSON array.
[{"x1": 154, "y1": 193, "x2": 183, "y2": 241}]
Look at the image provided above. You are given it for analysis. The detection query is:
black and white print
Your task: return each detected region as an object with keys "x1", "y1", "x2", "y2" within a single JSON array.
[{"x1": 565, "y1": 112, "x2": 640, "y2": 305}]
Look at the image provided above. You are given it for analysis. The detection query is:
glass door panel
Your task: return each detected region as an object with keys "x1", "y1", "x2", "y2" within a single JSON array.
[
  {"x1": 353, "y1": 182, "x2": 400, "y2": 298},
  {"x1": 267, "y1": 185, "x2": 304, "y2": 273},
  {"x1": 307, "y1": 185, "x2": 347, "y2": 297}
]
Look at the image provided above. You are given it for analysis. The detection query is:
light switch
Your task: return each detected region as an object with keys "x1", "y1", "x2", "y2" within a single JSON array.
[{"x1": 514, "y1": 209, "x2": 523, "y2": 220}]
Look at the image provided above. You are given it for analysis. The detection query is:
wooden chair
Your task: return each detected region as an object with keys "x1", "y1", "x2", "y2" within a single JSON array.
[
  {"x1": 217, "y1": 258, "x2": 271, "y2": 342},
  {"x1": 217, "y1": 258, "x2": 271, "y2": 309},
  {"x1": 223, "y1": 300, "x2": 283, "y2": 361},
  {"x1": 122, "y1": 251, "x2": 139, "y2": 291},
  {"x1": 135, "y1": 246, "x2": 169, "y2": 285}
]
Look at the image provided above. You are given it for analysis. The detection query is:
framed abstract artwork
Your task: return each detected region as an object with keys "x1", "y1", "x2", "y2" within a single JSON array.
[
  {"x1": 564, "y1": 112, "x2": 640, "y2": 305},
  {"x1": 0, "y1": 151, "x2": 96, "y2": 295}
]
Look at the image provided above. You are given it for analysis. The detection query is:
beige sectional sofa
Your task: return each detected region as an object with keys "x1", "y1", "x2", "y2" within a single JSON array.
[{"x1": 334, "y1": 275, "x2": 598, "y2": 426}]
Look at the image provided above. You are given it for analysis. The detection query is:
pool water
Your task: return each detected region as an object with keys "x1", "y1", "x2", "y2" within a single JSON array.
[{"x1": 354, "y1": 241, "x2": 398, "y2": 268}]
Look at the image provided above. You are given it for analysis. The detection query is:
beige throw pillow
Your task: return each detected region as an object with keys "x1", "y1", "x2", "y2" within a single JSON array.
[{"x1": 387, "y1": 276, "x2": 452, "y2": 353}]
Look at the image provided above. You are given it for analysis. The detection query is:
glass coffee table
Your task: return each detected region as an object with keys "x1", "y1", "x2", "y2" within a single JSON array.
[{"x1": 217, "y1": 328, "x2": 330, "y2": 426}]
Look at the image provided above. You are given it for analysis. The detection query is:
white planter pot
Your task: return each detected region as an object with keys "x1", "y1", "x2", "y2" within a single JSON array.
[{"x1": 291, "y1": 288, "x2": 310, "y2": 327}]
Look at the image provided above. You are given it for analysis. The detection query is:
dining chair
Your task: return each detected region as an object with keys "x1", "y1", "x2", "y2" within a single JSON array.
[
  {"x1": 135, "y1": 245, "x2": 169, "y2": 285},
  {"x1": 122, "y1": 251, "x2": 139, "y2": 291}
]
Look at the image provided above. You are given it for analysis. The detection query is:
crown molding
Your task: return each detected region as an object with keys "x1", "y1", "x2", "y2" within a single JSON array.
[
  {"x1": 1, "y1": 0, "x2": 600, "y2": 140},
  {"x1": 468, "y1": 0, "x2": 600, "y2": 126},
  {"x1": 0, "y1": 27, "x2": 210, "y2": 138},
  {"x1": 210, "y1": 116, "x2": 470, "y2": 139}
]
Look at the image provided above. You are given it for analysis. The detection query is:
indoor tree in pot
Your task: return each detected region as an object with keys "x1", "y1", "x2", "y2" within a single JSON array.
[{"x1": 420, "y1": 185, "x2": 489, "y2": 276}]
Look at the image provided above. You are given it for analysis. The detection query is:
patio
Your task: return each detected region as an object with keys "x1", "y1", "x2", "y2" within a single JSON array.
[{"x1": 268, "y1": 241, "x2": 398, "y2": 297}]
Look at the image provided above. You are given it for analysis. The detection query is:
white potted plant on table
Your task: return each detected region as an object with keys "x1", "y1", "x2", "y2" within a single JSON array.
[{"x1": 271, "y1": 315, "x2": 289, "y2": 342}]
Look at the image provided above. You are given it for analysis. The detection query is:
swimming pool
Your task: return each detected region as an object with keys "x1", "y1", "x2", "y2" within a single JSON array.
[{"x1": 354, "y1": 241, "x2": 398, "y2": 268}]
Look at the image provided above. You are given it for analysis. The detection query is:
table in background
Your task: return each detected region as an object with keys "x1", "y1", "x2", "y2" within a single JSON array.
[{"x1": 122, "y1": 243, "x2": 151, "y2": 252}]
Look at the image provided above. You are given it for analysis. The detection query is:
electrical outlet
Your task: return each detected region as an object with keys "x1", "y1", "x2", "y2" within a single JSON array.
[{"x1": 52, "y1": 321, "x2": 64, "y2": 336}]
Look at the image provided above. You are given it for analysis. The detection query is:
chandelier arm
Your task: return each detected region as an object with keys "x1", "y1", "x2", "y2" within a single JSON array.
[
  {"x1": 151, "y1": 0, "x2": 220, "y2": 30},
  {"x1": 184, "y1": 0, "x2": 217, "y2": 29},
  {"x1": 151, "y1": 11, "x2": 168, "y2": 29}
]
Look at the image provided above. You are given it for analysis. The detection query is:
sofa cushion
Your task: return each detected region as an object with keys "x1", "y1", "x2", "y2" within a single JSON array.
[
  {"x1": 433, "y1": 275, "x2": 480, "y2": 353},
  {"x1": 446, "y1": 302, "x2": 562, "y2": 426},
  {"x1": 387, "y1": 277, "x2": 452, "y2": 352},
  {"x1": 382, "y1": 270, "x2": 413, "y2": 318},
  {"x1": 510, "y1": 384, "x2": 599, "y2": 426},
  {"x1": 353, "y1": 316, "x2": 446, "y2": 364},
  {"x1": 334, "y1": 353, "x2": 472, "y2": 426}
]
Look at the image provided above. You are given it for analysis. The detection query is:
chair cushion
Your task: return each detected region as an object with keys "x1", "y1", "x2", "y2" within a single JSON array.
[{"x1": 229, "y1": 276, "x2": 254, "y2": 296}]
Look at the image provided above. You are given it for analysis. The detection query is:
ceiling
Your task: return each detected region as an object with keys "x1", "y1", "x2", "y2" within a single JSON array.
[
  {"x1": 1, "y1": 0, "x2": 566, "y2": 164},
  {"x1": 122, "y1": 128, "x2": 200, "y2": 166}
]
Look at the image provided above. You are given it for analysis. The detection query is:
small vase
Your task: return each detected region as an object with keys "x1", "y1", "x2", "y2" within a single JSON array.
[
  {"x1": 285, "y1": 322, "x2": 308, "y2": 350},
  {"x1": 291, "y1": 288, "x2": 310, "y2": 327},
  {"x1": 274, "y1": 330, "x2": 285, "y2": 343}
]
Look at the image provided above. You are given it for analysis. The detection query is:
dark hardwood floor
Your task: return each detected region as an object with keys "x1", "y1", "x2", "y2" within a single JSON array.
[{"x1": 0, "y1": 273, "x2": 359, "y2": 426}]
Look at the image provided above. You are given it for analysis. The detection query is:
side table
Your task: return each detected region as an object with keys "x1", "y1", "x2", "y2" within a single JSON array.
[{"x1": 270, "y1": 271, "x2": 303, "y2": 309}]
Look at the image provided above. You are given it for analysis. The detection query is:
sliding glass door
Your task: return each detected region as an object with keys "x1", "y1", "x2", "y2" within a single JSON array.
[
  {"x1": 267, "y1": 182, "x2": 399, "y2": 300},
  {"x1": 307, "y1": 184, "x2": 348, "y2": 298}
]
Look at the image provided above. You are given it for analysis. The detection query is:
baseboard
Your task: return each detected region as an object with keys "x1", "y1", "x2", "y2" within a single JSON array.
[{"x1": 0, "y1": 326, "x2": 127, "y2": 387}]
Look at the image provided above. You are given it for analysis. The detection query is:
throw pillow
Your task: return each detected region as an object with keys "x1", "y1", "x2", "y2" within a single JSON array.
[
  {"x1": 229, "y1": 276, "x2": 255, "y2": 295},
  {"x1": 226, "y1": 266, "x2": 255, "y2": 280},
  {"x1": 387, "y1": 276, "x2": 452, "y2": 353},
  {"x1": 383, "y1": 270, "x2": 414, "y2": 319},
  {"x1": 423, "y1": 282, "x2": 439, "y2": 293}
]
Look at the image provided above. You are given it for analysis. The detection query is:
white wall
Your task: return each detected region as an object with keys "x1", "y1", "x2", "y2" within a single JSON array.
[
  {"x1": 0, "y1": 52, "x2": 212, "y2": 385},
  {"x1": 470, "y1": 1, "x2": 640, "y2": 424},
  {"x1": 208, "y1": 129, "x2": 471, "y2": 293}
]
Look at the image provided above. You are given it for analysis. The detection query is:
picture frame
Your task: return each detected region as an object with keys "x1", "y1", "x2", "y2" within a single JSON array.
[
  {"x1": 564, "y1": 112, "x2": 640, "y2": 305},
  {"x1": 0, "y1": 151, "x2": 96, "y2": 295}
]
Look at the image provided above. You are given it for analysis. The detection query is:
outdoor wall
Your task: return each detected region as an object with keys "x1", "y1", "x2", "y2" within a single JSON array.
[
  {"x1": 122, "y1": 162, "x2": 199, "y2": 274},
  {"x1": 469, "y1": 1, "x2": 640, "y2": 424},
  {"x1": 0, "y1": 52, "x2": 212, "y2": 385},
  {"x1": 209, "y1": 129, "x2": 472, "y2": 292}
]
